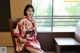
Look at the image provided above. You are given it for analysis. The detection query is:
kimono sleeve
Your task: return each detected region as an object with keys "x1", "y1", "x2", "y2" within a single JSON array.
[{"x1": 14, "y1": 22, "x2": 21, "y2": 37}]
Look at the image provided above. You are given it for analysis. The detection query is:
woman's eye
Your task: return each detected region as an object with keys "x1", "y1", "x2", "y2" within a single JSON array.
[{"x1": 28, "y1": 10, "x2": 30, "y2": 11}]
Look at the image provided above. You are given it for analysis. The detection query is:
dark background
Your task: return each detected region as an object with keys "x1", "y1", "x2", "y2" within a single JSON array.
[{"x1": 0, "y1": 0, "x2": 11, "y2": 32}]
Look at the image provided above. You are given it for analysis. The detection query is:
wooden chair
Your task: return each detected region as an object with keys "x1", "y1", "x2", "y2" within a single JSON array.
[{"x1": 9, "y1": 18, "x2": 30, "y2": 53}]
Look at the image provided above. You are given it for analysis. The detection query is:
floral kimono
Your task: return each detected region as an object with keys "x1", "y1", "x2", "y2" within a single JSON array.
[{"x1": 14, "y1": 16, "x2": 41, "y2": 52}]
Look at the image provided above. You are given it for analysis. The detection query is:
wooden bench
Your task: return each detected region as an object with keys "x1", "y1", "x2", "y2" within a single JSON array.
[
  {"x1": 54, "y1": 37, "x2": 80, "y2": 53},
  {"x1": 54, "y1": 21, "x2": 80, "y2": 53}
]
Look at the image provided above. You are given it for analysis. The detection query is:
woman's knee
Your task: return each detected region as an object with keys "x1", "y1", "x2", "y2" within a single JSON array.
[
  {"x1": 31, "y1": 49, "x2": 44, "y2": 53},
  {"x1": 25, "y1": 47, "x2": 37, "y2": 52},
  {"x1": 25, "y1": 47, "x2": 44, "y2": 53},
  {"x1": 25, "y1": 47, "x2": 33, "y2": 52}
]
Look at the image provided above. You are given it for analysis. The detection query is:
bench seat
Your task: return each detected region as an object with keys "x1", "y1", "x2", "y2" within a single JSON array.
[
  {"x1": 54, "y1": 37, "x2": 80, "y2": 53},
  {"x1": 55, "y1": 38, "x2": 80, "y2": 46}
]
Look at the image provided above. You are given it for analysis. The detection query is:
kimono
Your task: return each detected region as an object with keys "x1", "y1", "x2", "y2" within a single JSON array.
[{"x1": 14, "y1": 16, "x2": 41, "y2": 52}]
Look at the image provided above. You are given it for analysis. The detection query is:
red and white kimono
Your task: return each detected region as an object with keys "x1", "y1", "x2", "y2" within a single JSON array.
[{"x1": 14, "y1": 16, "x2": 41, "y2": 51}]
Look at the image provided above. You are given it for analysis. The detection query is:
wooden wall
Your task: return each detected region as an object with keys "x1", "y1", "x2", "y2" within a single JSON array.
[{"x1": 10, "y1": 0, "x2": 32, "y2": 18}]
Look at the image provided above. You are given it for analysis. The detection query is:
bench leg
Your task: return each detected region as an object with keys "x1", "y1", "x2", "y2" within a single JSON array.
[{"x1": 55, "y1": 44, "x2": 60, "y2": 53}]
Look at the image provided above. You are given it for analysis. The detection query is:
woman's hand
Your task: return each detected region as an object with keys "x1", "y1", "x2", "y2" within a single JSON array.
[
  {"x1": 20, "y1": 39, "x2": 27, "y2": 43},
  {"x1": 18, "y1": 36, "x2": 27, "y2": 42}
]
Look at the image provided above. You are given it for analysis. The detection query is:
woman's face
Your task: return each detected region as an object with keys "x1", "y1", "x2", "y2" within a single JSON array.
[{"x1": 26, "y1": 7, "x2": 34, "y2": 18}]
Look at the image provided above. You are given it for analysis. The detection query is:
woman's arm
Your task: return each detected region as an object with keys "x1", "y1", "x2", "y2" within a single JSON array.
[{"x1": 14, "y1": 19, "x2": 27, "y2": 43}]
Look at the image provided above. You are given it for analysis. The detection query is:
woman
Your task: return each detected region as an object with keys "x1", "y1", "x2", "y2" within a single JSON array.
[{"x1": 14, "y1": 4, "x2": 44, "y2": 53}]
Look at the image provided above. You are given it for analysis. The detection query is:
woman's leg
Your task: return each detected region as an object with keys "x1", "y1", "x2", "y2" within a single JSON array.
[{"x1": 25, "y1": 46, "x2": 44, "y2": 53}]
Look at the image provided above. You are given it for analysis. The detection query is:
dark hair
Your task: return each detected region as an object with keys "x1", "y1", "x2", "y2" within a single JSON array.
[{"x1": 24, "y1": 4, "x2": 34, "y2": 16}]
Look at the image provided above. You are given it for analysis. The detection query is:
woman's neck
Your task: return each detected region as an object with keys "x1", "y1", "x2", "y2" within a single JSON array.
[{"x1": 25, "y1": 16, "x2": 33, "y2": 20}]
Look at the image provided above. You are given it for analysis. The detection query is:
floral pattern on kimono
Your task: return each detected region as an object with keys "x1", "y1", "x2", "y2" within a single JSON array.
[{"x1": 14, "y1": 16, "x2": 41, "y2": 52}]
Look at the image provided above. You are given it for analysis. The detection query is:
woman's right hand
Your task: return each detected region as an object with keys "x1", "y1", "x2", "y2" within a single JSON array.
[
  {"x1": 18, "y1": 37, "x2": 27, "y2": 42},
  {"x1": 20, "y1": 39, "x2": 27, "y2": 43}
]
